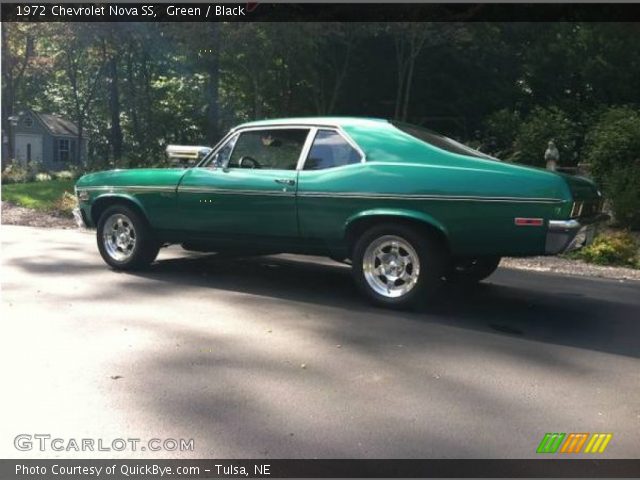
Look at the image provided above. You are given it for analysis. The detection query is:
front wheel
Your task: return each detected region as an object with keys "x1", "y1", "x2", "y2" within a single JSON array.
[
  {"x1": 97, "y1": 205, "x2": 160, "y2": 270},
  {"x1": 445, "y1": 256, "x2": 501, "y2": 284},
  {"x1": 351, "y1": 224, "x2": 446, "y2": 309}
]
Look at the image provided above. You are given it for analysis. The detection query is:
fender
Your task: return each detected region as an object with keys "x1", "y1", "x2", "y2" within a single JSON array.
[
  {"x1": 344, "y1": 208, "x2": 449, "y2": 238},
  {"x1": 89, "y1": 192, "x2": 151, "y2": 226}
]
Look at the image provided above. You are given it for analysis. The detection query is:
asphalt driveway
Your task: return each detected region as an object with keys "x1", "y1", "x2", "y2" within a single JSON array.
[{"x1": 2, "y1": 225, "x2": 639, "y2": 459}]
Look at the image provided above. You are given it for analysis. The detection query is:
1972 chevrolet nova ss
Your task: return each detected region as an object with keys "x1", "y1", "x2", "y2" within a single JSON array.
[{"x1": 75, "y1": 117, "x2": 608, "y2": 308}]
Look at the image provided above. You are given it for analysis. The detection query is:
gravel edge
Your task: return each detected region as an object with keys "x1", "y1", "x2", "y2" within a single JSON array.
[
  {"x1": 501, "y1": 256, "x2": 640, "y2": 282},
  {"x1": 1, "y1": 201, "x2": 76, "y2": 229}
]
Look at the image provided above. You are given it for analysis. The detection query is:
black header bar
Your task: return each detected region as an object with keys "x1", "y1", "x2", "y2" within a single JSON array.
[{"x1": 3, "y1": 3, "x2": 640, "y2": 22}]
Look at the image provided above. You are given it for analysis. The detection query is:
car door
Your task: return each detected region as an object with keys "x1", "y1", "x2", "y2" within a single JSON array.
[{"x1": 177, "y1": 127, "x2": 311, "y2": 243}]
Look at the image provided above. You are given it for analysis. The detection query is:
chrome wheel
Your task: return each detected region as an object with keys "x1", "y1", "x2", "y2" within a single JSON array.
[
  {"x1": 362, "y1": 235, "x2": 420, "y2": 298},
  {"x1": 102, "y1": 213, "x2": 137, "y2": 262}
]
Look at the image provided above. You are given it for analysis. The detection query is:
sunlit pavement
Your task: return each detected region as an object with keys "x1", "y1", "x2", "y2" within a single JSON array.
[{"x1": 2, "y1": 225, "x2": 639, "y2": 459}]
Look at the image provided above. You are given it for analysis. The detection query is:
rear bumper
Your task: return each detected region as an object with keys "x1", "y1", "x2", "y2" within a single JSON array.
[{"x1": 545, "y1": 214, "x2": 610, "y2": 254}]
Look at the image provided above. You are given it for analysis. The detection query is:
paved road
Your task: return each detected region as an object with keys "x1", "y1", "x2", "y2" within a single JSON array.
[{"x1": 2, "y1": 225, "x2": 639, "y2": 459}]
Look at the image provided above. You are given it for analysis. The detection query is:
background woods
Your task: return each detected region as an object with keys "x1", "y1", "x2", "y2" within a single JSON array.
[{"x1": 2, "y1": 21, "x2": 640, "y2": 227}]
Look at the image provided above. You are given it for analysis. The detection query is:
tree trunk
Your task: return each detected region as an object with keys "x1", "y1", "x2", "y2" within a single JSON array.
[
  {"x1": 76, "y1": 119, "x2": 83, "y2": 167},
  {"x1": 401, "y1": 55, "x2": 416, "y2": 122},
  {"x1": 205, "y1": 23, "x2": 221, "y2": 144},
  {"x1": 253, "y1": 78, "x2": 262, "y2": 119},
  {"x1": 108, "y1": 56, "x2": 123, "y2": 162}
]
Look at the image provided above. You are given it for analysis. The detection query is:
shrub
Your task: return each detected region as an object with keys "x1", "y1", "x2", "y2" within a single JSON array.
[
  {"x1": 52, "y1": 191, "x2": 78, "y2": 217},
  {"x1": 35, "y1": 172, "x2": 53, "y2": 182},
  {"x1": 573, "y1": 231, "x2": 639, "y2": 268},
  {"x1": 52, "y1": 170, "x2": 76, "y2": 180},
  {"x1": 513, "y1": 107, "x2": 581, "y2": 167},
  {"x1": 584, "y1": 106, "x2": 640, "y2": 229},
  {"x1": 1, "y1": 165, "x2": 34, "y2": 184}
]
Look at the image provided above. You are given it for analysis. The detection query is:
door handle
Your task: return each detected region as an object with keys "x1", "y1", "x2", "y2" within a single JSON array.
[{"x1": 275, "y1": 179, "x2": 296, "y2": 186}]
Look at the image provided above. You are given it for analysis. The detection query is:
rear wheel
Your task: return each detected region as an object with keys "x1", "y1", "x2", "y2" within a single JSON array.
[
  {"x1": 97, "y1": 205, "x2": 160, "y2": 270},
  {"x1": 445, "y1": 256, "x2": 501, "y2": 284},
  {"x1": 351, "y1": 223, "x2": 446, "y2": 309}
]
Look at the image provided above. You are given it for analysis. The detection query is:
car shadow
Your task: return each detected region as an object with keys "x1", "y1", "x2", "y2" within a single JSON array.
[{"x1": 125, "y1": 251, "x2": 640, "y2": 360}]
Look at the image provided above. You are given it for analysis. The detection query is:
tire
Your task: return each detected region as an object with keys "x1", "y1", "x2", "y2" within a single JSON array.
[
  {"x1": 97, "y1": 205, "x2": 160, "y2": 270},
  {"x1": 445, "y1": 256, "x2": 501, "y2": 284},
  {"x1": 351, "y1": 223, "x2": 447, "y2": 309}
]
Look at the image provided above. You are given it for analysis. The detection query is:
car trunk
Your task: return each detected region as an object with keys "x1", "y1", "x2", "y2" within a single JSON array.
[{"x1": 556, "y1": 172, "x2": 603, "y2": 218}]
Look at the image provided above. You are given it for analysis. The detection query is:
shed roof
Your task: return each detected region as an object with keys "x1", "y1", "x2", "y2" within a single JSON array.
[{"x1": 28, "y1": 110, "x2": 82, "y2": 137}]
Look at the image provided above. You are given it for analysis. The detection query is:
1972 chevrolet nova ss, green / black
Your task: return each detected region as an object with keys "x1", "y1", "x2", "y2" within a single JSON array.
[{"x1": 75, "y1": 117, "x2": 608, "y2": 308}]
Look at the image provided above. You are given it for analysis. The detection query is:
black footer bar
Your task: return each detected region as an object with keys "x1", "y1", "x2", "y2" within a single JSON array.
[{"x1": 4, "y1": 459, "x2": 640, "y2": 479}]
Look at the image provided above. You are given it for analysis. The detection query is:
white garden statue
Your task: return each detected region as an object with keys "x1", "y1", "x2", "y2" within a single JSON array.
[{"x1": 545, "y1": 140, "x2": 560, "y2": 171}]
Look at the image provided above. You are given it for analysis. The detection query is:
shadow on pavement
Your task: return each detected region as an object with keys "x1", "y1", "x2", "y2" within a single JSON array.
[{"x1": 122, "y1": 252, "x2": 640, "y2": 360}]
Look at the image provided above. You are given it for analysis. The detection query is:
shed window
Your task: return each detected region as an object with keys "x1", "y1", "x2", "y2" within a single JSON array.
[
  {"x1": 23, "y1": 117, "x2": 33, "y2": 128},
  {"x1": 58, "y1": 139, "x2": 70, "y2": 162}
]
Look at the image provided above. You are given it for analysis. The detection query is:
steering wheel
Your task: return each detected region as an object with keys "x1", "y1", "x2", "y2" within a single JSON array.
[{"x1": 238, "y1": 156, "x2": 261, "y2": 169}]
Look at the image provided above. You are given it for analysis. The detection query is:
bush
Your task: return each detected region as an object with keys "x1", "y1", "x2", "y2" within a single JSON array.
[
  {"x1": 35, "y1": 172, "x2": 53, "y2": 182},
  {"x1": 513, "y1": 107, "x2": 581, "y2": 167},
  {"x1": 52, "y1": 191, "x2": 78, "y2": 217},
  {"x1": 605, "y1": 165, "x2": 640, "y2": 229},
  {"x1": 1, "y1": 165, "x2": 34, "y2": 184},
  {"x1": 573, "y1": 231, "x2": 639, "y2": 268},
  {"x1": 52, "y1": 170, "x2": 76, "y2": 180},
  {"x1": 584, "y1": 106, "x2": 640, "y2": 229}
]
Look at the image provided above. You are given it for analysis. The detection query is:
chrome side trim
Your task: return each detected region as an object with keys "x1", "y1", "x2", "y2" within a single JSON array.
[
  {"x1": 76, "y1": 185, "x2": 176, "y2": 193},
  {"x1": 178, "y1": 187, "x2": 295, "y2": 196},
  {"x1": 297, "y1": 192, "x2": 565, "y2": 203},
  {"x1": 76, "y1": 185, "x2": 565, "y2": 203}
]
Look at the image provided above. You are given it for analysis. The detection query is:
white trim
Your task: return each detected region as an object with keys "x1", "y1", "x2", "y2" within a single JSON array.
[
  {"x1": 298, "y1": 127, "x2": 366, "y2": 171},
  {"x1": 199, "y1": 122, "x2": 367, "y2": 170},
  {"x1": 296, "y1": 127, "x2": 318, "y2": 171}
]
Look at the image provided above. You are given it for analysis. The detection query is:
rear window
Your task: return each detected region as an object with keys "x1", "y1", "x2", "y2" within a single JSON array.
[{"x1": 391, "y1": 121, "x2": 497, "y2": 160}]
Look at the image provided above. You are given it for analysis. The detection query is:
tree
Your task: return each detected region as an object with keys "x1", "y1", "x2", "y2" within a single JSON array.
[{"x1": 53, "y1": 24, "x2": 107, "y2": 165}]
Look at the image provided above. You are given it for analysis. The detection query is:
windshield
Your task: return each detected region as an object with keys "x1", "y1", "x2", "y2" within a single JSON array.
[{"x1": 391, "y1": 121, "x2": 498, "y2": 161}]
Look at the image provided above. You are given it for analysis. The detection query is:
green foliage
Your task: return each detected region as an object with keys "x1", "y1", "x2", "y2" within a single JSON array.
[
  {"x1": 1, "y1": 179, "x2": 75, "y2": 212},
  {"x1": 585, "y1": 107, "x2": 640, "y2": 176},
  {"x1": 513, "y1": 107, "x2": 581, "y2": 166},
  {"x1": 585, "y1": 107, "x2": 640, "y2": 229},
  {"x1": 572, "y1": 231, "x2": 640, "y2": 268},
  {"x1": 481, "y1": 109, "x2": 521, "y2": 159},
  {"x1": 605, "y1": 165, "x2": 640, "y2": 230}
]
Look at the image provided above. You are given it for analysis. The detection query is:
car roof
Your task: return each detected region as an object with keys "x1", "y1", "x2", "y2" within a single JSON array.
[{"x1": 235, "y1": 117, "x2": 391, "y2": 130}]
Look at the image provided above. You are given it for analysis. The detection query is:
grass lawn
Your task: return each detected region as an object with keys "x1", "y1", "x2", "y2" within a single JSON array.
[{"x1": 1, "y1": 180, "x2": 75, "y2": 211}]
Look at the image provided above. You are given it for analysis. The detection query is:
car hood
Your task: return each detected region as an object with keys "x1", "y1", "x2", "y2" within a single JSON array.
[{"x1": 76, "y1": 168, "x2": 187, "y2": 188}]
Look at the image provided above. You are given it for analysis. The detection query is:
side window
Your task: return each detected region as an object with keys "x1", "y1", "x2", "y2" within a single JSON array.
[
  {"x1": 207, "y1": 134, "x2": 237, "y2": 168},
  {"x1": 304, "y1": 130, "x2": 362, "y2": 170},
  {"x1": 228, "y1": 129, "x2": 309, "y2": 170}
]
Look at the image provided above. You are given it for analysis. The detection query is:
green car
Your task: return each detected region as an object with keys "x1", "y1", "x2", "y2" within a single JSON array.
[{"x1": 75, "y1": 117, "x2": 607, "y2": 308}]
